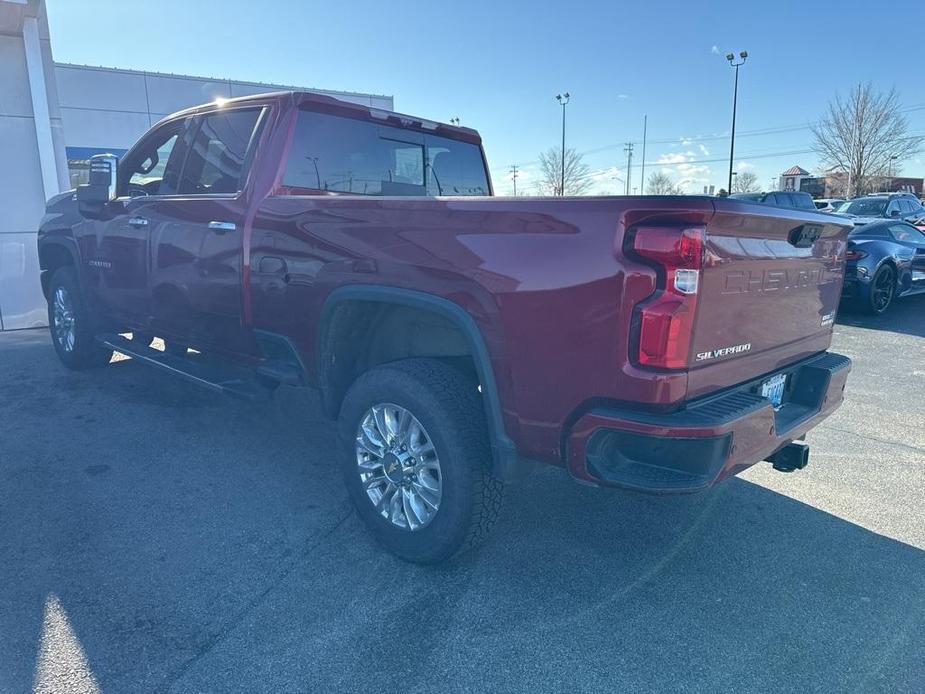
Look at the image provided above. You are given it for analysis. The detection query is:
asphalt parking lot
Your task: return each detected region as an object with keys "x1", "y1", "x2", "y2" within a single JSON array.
[{"x1": 1, "y1": 299, "x2": 924, "y2": 693}]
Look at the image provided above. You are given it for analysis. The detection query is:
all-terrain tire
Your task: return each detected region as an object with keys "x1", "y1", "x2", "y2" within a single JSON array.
[
  {"x1": 46, "y1": 266, "x2": 113, "y2": 370},
  {"x1": 338, "y1": 358, "x2": 504, "y2": 563}
]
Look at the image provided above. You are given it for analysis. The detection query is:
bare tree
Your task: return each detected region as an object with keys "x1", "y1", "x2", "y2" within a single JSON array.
[
  {"x1": 537, "y1": 147, "x2": 592, "y2": 196},
  {"x1": 732, "y1": 170, "x2": 760, "y2": 193},
  {"x1": 811, "y1": 83, "x2": 922, "y2": 197},
  {"x1": 646, "y1": 171, "x2": 684, "y2": 195}
]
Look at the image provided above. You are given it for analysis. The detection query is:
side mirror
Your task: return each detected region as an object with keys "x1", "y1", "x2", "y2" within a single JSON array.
[
  {"x1": 889, "y1": 209, "x2": 901, "y2": 218},
  {"x1": 76, "y1": 153, "x2": 118, "y2": 218}
]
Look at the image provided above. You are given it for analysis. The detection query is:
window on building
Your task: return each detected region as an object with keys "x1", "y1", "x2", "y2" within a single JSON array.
[
  {"x1": 283, "y1": 110, "x2": 489, "y2": 196},
  {"x1": 178, "y1": 108, "x2": 263, "y2": 195}
]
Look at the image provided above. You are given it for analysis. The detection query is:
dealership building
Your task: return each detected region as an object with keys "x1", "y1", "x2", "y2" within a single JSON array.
[{"x1": 0, "y1": 0, "x2": 392, "y2": 331}]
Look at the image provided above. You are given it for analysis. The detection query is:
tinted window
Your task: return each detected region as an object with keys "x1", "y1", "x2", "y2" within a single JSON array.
[
  {"x1": 841, "y1": 198, "x2": 888, "y2": 216},
  {"x1": 792, "y1": 193, "x2": 816, "y2": 210},
  {"x1": 178, "y1": 108, "x2": 262, "y2": 195},
  {"x1": 426, "y1": 134, "x2": 490, "y2": 195},
  {"x1": 889, "y1": 224, "x2": 925, "y2": 242},
  {"x1": 283, "y1": 110, "x2": 489, "y2": 196},
  {"x1": 119, "y1": 120, "x2": 187, "y2": 197}
]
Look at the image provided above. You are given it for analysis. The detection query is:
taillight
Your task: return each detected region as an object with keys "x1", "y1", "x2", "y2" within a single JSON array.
[
  {"x1": 844, "y1": 248, "x2": 868, "y2": 261},
  {"x1": 632, "y1": 227, "x2": 704, "y2": 369}
]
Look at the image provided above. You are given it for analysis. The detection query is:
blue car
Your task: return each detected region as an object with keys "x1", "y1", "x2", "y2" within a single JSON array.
[{"x1": 842, "y1": 220, "x2": 925, "y2": 314}]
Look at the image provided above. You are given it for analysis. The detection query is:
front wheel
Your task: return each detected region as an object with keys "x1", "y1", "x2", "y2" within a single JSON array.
[
  {"x1": 338, "y1": 359, "x2": 504, "y2": 563},
  {"x1": 47, "y1": 266, "x2": 113, "y2": 369}
]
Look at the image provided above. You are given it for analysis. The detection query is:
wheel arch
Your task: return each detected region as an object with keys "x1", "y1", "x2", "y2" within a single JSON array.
[
  {"x1": 38, "y1": 239, "x2": 80, "y2": 299},
  {"x1": 317, "y1": 285, "x2": 519, "y2": 479}
]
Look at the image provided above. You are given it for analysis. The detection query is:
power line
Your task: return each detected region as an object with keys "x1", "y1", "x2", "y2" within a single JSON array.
[{"x1": 489, "y1": 102, "x2": 925, "y2": 175}]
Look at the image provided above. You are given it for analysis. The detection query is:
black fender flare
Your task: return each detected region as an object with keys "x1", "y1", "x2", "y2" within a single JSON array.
[
  {"x1": 317, "y1": 285, "x2": 520, "y2": 480},
  {"x1": 37, "y1": 237, "x2": 81, "y2": 297}
]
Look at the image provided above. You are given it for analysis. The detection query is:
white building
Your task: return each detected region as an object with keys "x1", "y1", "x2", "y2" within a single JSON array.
[{"x1": 0, "y1": 0, "x2": 392, "y2": 330}]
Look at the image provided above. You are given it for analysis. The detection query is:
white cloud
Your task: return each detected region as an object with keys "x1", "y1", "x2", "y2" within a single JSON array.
[
  {"x1": 617, "y1": 94, "x2": 630, "y2": 100},
  {"x1": 711, "y1": 45, "x2": 720, "y2": 55},
  {"x1": 587, "y1": 166, "x2": 626, "y2": 194},
  {"x1": 735, "y1": 160, "x2": 755, "y2": 171},
  {"x1": 699, "y1": 144, "x2": 710, "y2": 156},
  {"x1": 656, "y1": 152, "x2": 712, "y2": 193}
]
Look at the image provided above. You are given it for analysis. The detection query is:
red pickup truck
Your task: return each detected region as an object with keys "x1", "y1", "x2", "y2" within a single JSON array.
[{"x1": 38, "y1": 91, "x2": 852, "y2": 562}]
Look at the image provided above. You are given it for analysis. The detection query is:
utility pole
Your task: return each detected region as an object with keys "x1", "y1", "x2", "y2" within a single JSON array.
[
  {"x1": 556, "y1": 93, "x2": 570, "y2": 195},
  {"x1": 624, "y1": 142, "x2": 634, "y2": 195},
  {"x1": 640, "y1": 114, "x2": 647, "y2": 194},
  {"x1": 725, "y1": 50, "x2": 748, "y2": 192},
  {"x1": 509, "y1": 164, "x2": 519, "y2": 196}
]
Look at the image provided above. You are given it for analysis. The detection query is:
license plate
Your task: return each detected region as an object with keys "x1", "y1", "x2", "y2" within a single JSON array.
[{"x1": 761, "y1": 373, "x2": 788, "y2": 409}]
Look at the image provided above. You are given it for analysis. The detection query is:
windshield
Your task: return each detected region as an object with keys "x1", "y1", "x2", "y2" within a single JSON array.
[{"x1": 838, "y1": 199, "x2": 887, "y2": 216}]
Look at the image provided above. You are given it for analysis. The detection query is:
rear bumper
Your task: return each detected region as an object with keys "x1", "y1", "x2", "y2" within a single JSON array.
[
  {"x1": 841, "y1": 267, "x2": 870, "y2": 298},
  {"x1": 566, "y1": 351, "x2": 851, "y2": 493}
]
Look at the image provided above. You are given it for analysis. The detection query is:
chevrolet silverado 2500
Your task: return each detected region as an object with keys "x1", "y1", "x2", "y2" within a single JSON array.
[{"x1": 38, "y1": 91, "x2": 852, "y2": 562}]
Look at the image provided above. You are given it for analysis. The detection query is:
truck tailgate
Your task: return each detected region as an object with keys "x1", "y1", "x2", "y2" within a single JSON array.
[{"x1": 686, "y1": 201, "x2": 850, "y2": 397}]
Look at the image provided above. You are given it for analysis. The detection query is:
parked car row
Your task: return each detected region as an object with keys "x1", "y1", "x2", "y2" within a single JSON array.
[
  {"x1": 728, "y1": 190, "x2": 925, "y2": 316},
  {"x1": 842, "y1": 219, "x2": 925, "y2": 315},
  {"x1": 834, "y1": 192, "x2": 925, "y2": 225}
]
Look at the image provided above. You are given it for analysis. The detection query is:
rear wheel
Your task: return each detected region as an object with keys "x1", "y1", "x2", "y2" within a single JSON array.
[
  {"x1": 865, "y1": 264, "x2": 896, "y2": 315},
  {"x1": 47, "y1": 266, "x2": 113, "y2": 369},
  {"x1": 338, "y1": 358, "x2": 504, "y2": 563}
]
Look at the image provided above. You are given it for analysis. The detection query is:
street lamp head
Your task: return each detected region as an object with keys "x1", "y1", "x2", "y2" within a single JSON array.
[
  {"x1": 739, "y1": 50, "x2": 748, "y2": 60},
  {"x1": 556, "y1": 92, "x2": 570, "y2": 104},
  {"x1": 726, "y1": 53, "x2": 734, "y2": 62}
]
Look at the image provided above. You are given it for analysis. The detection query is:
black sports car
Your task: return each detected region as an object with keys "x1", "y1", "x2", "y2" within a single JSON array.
[{"x1": 842, "y1": 220, "x2": 925, "y2": 315}]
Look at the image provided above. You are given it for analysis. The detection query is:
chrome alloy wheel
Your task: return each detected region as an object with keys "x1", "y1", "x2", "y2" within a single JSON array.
[
  {"x1": 52, "y1": 287, "x2": 76, "y2": 353},
  {"x1": 355, "y1": 403, "x2": 442, "y2": 531}
]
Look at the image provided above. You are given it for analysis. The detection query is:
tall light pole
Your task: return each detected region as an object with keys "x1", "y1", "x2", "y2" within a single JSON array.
[
  {"x1": 449, "y1": 117, "x2": 460, "y2": 126},
  {"x1": 640, "y1": 114, "x2": 647, "y2": 194},
  {"x1": 556, "y1": 93, "x2": 570, "y2": 195},
  {"x1": 725, "y1": 50, "x2": 748, "y2": 193}
]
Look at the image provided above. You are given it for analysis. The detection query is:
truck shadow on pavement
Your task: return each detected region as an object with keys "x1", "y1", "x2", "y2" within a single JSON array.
[
  {"x1": 0, "y1": 329, "x2": 922, "y2": 692},
  {"x1": 837, "y1": 293, "x2": 925, "y2": 338}
]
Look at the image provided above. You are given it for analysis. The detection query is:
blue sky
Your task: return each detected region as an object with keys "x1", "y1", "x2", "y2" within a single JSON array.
[{"x1": 46, "y1": 0, "x2": 925, "y2": 195}]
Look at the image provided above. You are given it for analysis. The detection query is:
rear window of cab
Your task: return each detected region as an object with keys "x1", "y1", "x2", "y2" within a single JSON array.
[{"x1": 282, "y1": 110, "x2": 490, "y2": 196}]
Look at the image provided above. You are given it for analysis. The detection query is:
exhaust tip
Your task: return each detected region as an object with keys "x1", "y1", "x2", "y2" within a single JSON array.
[{"x1": 766, "y1": 441, "x2": 809, "y2": 473}]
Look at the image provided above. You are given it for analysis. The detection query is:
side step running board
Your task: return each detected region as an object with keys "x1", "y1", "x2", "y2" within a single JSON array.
[{"x1": 96, "y1": 333, "x2": 266, "y2": 400}]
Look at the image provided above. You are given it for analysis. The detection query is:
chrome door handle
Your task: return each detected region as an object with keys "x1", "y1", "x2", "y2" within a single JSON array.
[
  {"x1": 208, "y1": 221, "x2": 236, "y2": 233},
  {"x1": 128, "y1": 216, "x2": 149, "y2": 227}
]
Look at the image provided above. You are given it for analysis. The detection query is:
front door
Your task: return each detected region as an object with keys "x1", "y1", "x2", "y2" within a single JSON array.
[
  {"x1": 86, "y1": 119, "x2": 188, "y2": 327},
  {"x1": 147, "y1": 106, "x2": 265, "y2": 357}
]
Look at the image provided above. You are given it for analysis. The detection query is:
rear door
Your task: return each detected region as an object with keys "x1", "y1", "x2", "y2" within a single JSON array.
[{"x1": 146, "y1": 106, "x2": 266, "y2": 356}]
